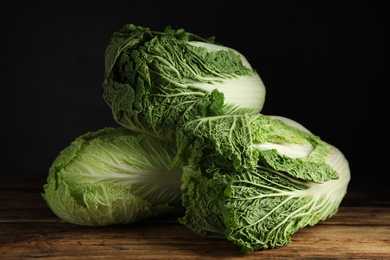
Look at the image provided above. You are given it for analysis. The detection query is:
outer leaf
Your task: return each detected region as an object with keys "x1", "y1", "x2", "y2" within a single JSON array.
[{"x1": 173, "y1": 114, "x2": 338, "y2": 182}]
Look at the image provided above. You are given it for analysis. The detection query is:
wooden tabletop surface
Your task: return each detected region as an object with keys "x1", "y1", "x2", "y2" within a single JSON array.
[{"x1": 1, "y1": 174, "x2": 389, "y2": 259}]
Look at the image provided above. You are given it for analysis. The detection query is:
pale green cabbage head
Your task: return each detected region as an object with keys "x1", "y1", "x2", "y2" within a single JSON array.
[{"x1": 42, "y1": 127, "x2": 183, "y2": 226}]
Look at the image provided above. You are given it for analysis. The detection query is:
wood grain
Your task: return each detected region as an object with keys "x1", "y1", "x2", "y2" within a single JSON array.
[{"x1": 1, "y1": 175, "x2": 389, "y2": 259}]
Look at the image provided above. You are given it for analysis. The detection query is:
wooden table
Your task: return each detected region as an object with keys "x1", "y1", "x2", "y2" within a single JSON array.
[{"x1": 1, "y1": 175, "x2": 389, "y2": 259}]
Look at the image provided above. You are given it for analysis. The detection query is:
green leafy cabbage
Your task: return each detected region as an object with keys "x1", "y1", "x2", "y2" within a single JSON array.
[
  {"x1": 103, "y1": 24, "x2": 266, "y2": 142},
  {"x1": 42, "y1": 127, "x2": 183, "y2": 226},
  {"x1": 42, "y1": 23, "x2": 351, "y2": 254},
  {"x1": 172, "y1": 113, "x2": 350, "y2": 253}
]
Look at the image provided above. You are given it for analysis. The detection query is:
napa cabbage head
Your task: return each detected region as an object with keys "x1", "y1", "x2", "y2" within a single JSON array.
[
  {"x1": 42, "y1": 127, "x2": 183, "y2": 226},
  {"x1": 103, "y1": 24, "x2": 266, "y2": 142},
  {"x1": 172, "y1": 113, "x2": 350, "y2": 253}
]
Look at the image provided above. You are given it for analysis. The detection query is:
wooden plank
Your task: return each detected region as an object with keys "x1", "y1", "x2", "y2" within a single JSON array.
[
  {"x1": 1, "y1": 220, "x2": 389, "y2": 259},
  {"x1": 324, "y1": 206, "x2": 390, "y2": 225},
  {"x1": 1, "y1": 175, "x2": 390, "y2": 259}
]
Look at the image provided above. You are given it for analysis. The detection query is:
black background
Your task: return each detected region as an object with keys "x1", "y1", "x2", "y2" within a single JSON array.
[{"x1": 3, "y1": 2, "x2": 386, "y2": 196}]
